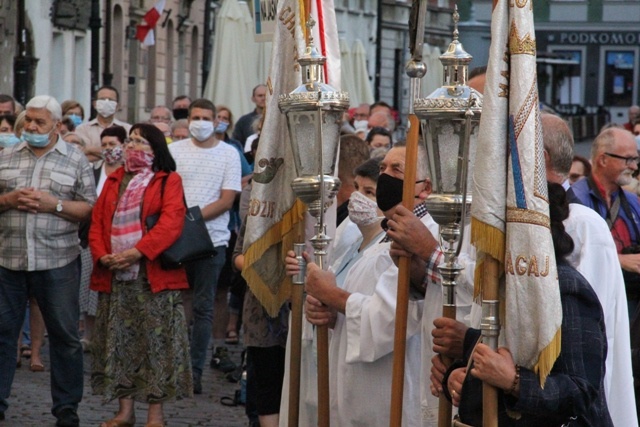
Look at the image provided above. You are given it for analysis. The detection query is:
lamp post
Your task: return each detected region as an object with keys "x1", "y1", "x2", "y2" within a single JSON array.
[
  {"x1": 414, "y1": 7, "x2": 482, "y2": 427},
  {"x1": 278, "y1": 18, "x2": 349, "y2": 427}
]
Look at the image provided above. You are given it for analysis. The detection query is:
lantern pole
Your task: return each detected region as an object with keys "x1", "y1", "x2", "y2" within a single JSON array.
[{"x1": 389, "y1": 1, "x2": 427, "y2": 426}]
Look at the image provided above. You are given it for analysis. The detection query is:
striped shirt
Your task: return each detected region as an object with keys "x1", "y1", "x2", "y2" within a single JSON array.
[{"x1": 0, "y1": 138, "x2": 97, "y2": 271}]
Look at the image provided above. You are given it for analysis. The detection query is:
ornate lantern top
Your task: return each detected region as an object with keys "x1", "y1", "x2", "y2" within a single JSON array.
[
  {"x1": 414, "y1": 6, "x2": 482, "y2": 117},
  {"x1": 278, "y1": 20, "x2": 349, "y2": 114}
]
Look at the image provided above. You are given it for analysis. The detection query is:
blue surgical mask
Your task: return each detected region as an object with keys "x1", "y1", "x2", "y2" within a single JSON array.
[
  {"x1": 68, "y1": 114, "x2": 83, "y2": 127},
  {"x1": 214, "y1": 122, "x2": 229, "y2": 134},
  {"x1": 22, "y1": 130, "x2": 53, "y2": 148},
  {"x1": 0, "y1": 133, "x2": 21, "y2": 148}
]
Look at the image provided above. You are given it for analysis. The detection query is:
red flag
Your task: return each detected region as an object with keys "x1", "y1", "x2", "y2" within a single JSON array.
[{"x1": 135, "y1": 0, "x2": 166, "y2": 46}]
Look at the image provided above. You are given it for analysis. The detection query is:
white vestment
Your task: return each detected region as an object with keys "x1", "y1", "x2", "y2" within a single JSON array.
[{"x1": 564, "y1": 203, "x2": 637, "y2": 426}]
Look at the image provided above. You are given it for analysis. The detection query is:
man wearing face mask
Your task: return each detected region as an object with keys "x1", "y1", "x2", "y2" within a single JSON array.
[
  {"x1": 0, "y1": 95, "x2": 97, "y2": 427},
  {"x1": 172, "y1": 95, "x2": 192, "y2": 121},
  {"x1": 168, "y1": 99, "x2": 242, "y2": 395},
  {"x1": 282, "y1": 146, "x2": 438, "y2": 425},
  {"x1": 375, "y1": 142, "x2": 476, "y2": 426},
  {"x1": 76, "y1": 85, "x2": 131, "y2": 158}
]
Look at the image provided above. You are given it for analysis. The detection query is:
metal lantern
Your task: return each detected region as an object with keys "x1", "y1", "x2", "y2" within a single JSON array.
[
  {"x1": 279, "y1": 28, "x2": 349, "y2": 223},
  {"x1": 414, "y1": 7, "x2": 482, "y2": 237},
  {"x1": 414, "y1": 6, "x2": 482, "y2": 322}
]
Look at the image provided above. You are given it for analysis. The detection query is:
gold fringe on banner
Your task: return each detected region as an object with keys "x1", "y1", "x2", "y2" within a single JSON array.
[
  {"x1": 242, "y1": 199, "x2": 307, "y2": 317},
  {"x1": 470, "y1": 217, "x2": 506, "y2": 299},
  {"x1": 533, "y1": 328, "x2": 562, "y2": 387}
]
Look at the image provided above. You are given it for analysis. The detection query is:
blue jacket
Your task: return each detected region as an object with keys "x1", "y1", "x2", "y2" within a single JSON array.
[{"x1": 572, "y1": 177, "x2": 640, "y2": 245}]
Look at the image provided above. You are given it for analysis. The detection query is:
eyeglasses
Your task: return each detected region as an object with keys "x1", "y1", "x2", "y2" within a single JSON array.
[
  {"x1": 124, "y1": 138, "x2": 150, "y2": 147},
  {"x1": 604, "y1": 152, "x2": 640, "y2": 166}
]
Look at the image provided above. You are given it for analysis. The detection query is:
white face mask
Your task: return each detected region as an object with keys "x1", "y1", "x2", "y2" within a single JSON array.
[
  {"x1": 353, "y1": 120, "x2": 369, "y2": 132},
  {"x1": 95, "y1": 99, "x2": 118, "y2": 118},
  {"x1": 189, "y1": 120, "x2": 215, "y2": 142},
  {"x1": 348, "y1": 190, "x2": 381, "y2": 226}
]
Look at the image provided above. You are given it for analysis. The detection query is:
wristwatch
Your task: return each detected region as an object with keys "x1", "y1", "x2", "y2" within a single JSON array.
[{"x1": 55, "y1": 200, "x2": 63, "y2": 213}]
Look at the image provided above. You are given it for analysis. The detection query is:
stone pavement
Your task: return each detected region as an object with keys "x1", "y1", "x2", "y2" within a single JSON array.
[{"x1": 3, "y1": 339, "x2": 248, "y2": 427}]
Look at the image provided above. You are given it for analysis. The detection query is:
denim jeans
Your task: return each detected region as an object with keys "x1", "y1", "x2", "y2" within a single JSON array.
[
  {"x1": 0, "y1": 260, "x2": 83, "y2": 415},
  {"x1": 186, "y1": 247, "x2": 226, "y2": 375}
]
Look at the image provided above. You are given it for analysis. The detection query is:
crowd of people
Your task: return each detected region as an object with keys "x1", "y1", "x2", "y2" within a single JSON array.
[{"x1": 0, "y1": 74, "x2": 639, "y2": 427}]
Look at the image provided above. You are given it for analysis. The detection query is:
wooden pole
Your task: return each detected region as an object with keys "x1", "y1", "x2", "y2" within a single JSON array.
[
  {"x1": 437, "y1": 304, "x2": 456, "y2": 427},
  {"x1": 316, "y1": 323, "x2": 330, "y2": 427},
  {"x1": 481, "y1": 256, "x2": 501, "y2": 427},
  {"x1": 287, "y1": 221, "x2": 306, "y2": 427},
  {"x1": 389, "y1": 113, "x2": 421, "y2": 427}
]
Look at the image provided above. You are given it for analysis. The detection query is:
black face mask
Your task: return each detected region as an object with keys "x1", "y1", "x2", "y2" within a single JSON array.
[
  {"x1": 376, "y1": 173, "x2": 424, "y2": 212},
  {"x1": 173, "y1": 108, "x2": 189, "y2": 120}
]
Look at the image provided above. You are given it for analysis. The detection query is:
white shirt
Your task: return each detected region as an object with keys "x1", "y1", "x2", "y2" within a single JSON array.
[
  {"x1": 564, "y1": 203, "x2": 638, "y2": 427},
  {"x1": 169, "y1": 138, "x2": 242, "y2": 246}
]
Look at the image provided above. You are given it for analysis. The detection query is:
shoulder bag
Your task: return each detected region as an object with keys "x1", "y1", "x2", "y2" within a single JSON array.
[{"x1": 145, "y1": 174, "x2": 217, "y2": 270}]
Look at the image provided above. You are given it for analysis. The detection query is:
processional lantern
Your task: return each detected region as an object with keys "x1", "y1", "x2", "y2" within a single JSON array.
[
  {"x1": 414, "y1": 7, "x2": 482, "y2": 295},
  {"x1": 278, "y1": 19, "x2": 349, "y2": 258},
  {"x1": 278, "y1": 18, "x2": 349, "y2": 427},
  {"x1": 414, "y1": 8, "x2": 482, "y2": 427}
]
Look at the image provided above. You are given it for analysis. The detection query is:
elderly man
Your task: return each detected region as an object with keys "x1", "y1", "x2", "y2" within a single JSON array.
[
  {"x1": 572, "y1": 128, "x2": 640, "y2": 294},
  {"x1": 0, "y1": 95, "x2": 97, "y2": 426},
  {"x1": 572, "y1": 127, "x2": 640, "y2": 419},
  {"x1": 149, "y1": 105, "x2": 172, "y2": 124},
  {"x1": 76, "y1": 85, "x2": 131, "y2": 153},
  {"x1": 430, "y1": 116, "x2": 638, "y2": 426}
]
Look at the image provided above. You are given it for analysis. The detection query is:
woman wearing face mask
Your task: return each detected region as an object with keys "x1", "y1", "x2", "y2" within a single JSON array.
[
  {"x1": 61, "y1": 99, "x2": 85, "y2": 128},
  {"x1": 96, "y1": 126, "x2": 127, "y2": 194},
  {"x1": 89, "y1": 124, "x2": 192, "y2": 427},
  {"x1": 280, "y1": 157, "x2": 414, "y2": 427},
  {"x1": 74, "y1": 126, "x2": 128, "y2": 355},
  {"x1": 0, "y1": 114, "x2": 20, "y2": 149}
]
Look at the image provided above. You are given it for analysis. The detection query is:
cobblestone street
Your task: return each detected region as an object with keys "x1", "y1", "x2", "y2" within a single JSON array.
[{"x1": 4, "y1": 339, "x2": 248, "y2": 427}]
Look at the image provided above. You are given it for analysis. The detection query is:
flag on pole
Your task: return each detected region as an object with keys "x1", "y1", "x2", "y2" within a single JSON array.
[
  {"x1": 242, "y1": 0, "x2": 341, "y2": 316},
  {"x1": 470, "y1": 0, "x2": 562, "y2": 385},
  {"x1": 135, "y1": 0, "x2": 166, "y2": 46}
]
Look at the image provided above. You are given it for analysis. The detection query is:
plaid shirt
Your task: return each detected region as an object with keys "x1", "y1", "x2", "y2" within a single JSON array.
[
  {"x1": 381, "y1": 202, "x2": 444, "y2": 284},
  {"x1": 0, "y1": 138, "x2": 97, "y2": 271}
]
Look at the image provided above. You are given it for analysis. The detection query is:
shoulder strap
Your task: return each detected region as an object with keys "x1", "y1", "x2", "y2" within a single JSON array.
[{"x1": 586, "y1": 175, "x2": 622, "y2": 230}]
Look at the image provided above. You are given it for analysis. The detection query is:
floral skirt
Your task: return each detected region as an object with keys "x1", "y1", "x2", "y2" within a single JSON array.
[{"x1": 91, "y1": 274, "x2": 193, "y2": 404}]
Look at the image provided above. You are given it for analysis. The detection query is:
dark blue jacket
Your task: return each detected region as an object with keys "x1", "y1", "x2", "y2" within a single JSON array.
[{"x1": 457, "y1": 263, "x2": 612, "y2": 426}]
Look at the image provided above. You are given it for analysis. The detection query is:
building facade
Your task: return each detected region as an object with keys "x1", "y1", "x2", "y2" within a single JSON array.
[
  {"x1": 2, "y1": 0, "x2": 485, "y2": 127},
  {"x1": 459, "y1": 0, "x2": 640, "y2": 124},
  {"x1": 0, "y1": 0, "x2": 206, "y2": 123}
]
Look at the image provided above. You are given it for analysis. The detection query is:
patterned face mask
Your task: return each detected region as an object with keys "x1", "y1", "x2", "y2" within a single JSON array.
[
  {"x1": 348, "y1": 190, "x2": 381, "y2": 226},
  {"x1": 103, "y1": 145, "x2": 124, "y2": 165}
]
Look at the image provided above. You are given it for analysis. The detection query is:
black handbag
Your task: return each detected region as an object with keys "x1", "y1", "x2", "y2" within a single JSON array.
[{"x1": 145, "y1": 175, "x2": 217, "y2": 270}]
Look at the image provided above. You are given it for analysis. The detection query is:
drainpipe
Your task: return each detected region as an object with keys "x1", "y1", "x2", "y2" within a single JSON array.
[
  {"x1": 89, "y1": 0, "x2": 102, "y2": 94},
  {"x1": 374, "y1": 0, "x2": 382, "y2": 101},
  {"x1": 13, "y1": 0, "x2": 38, "y2": 105},
  {"x1": 103, "y1": 0, "x2": 113, "y2": 86}
]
